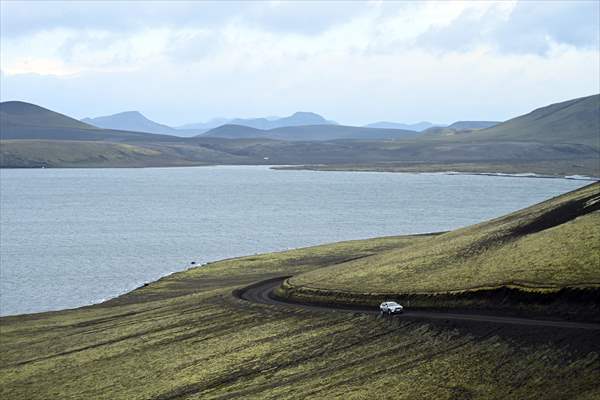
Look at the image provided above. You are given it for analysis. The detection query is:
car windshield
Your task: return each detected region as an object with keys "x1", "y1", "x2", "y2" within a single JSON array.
[{"x1": 387, "y1": 302, "x2": 399, "y2": 306}]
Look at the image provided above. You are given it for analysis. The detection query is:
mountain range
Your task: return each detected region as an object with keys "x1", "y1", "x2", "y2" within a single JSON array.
[
  {"x1": 1, "y1": 94, "x2": 598, "y2": 175},
  {"x1": 177, "y1": 112, "x2": 337, "y2": 132},
  {"x1": 227, "y1": 112, "x2": 337, "y2": 130},
  {"x1": 83, "y1": 111, "x2": 338, "y2": 136},
  {"x1": 81, "y1": 109, "x2": 500, "y2": 138}
]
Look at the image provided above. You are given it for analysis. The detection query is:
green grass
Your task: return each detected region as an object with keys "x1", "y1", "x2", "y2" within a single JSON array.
[
  {"x1": 281, "y1": 183, "x2": 600, "y2": 314},
  {"x1": 0, "y1": 140, "x2": 254, "y2": 168},
  {"x1": 0, "y1": 140, "x2": 161, "y2": 167},
  {"x1": 1, "y1": 184, "x2": 599, "y2": 399},
  {"x1": 2, "y1": 233, "x2": 599, "y2": 399}
]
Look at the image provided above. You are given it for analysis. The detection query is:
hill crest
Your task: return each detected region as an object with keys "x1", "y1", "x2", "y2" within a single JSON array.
[{"x1": 82, "y1": 111, "x2": 178, "y2": 135}]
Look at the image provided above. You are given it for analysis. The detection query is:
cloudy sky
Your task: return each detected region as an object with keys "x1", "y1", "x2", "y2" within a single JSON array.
[{"x1": 1, "y1": 0, "x2": 598, "y2": 126}]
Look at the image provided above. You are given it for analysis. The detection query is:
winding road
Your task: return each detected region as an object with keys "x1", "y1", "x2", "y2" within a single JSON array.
[{"x1": 236, "y1": 277, "x2": 600, "y2": 331}]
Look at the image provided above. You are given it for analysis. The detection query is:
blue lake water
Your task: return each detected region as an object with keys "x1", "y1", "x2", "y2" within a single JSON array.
[{"x1": 0, "y1": 166, "x2": 590, "y2": 316}]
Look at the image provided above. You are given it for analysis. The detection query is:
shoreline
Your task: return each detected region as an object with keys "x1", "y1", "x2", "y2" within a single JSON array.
[
  {"x1": 271, "y1": 165, "x2": 600, "y2": 181},
  {"x1": 0, "y1": 173, "x2": 594, "y2": 318},
  {"x1": 0, "y1": 232, "x2": 442, "y2": 319},
  {"x1": 2, "y1": 163, "x2": 598, "y2": 181}
]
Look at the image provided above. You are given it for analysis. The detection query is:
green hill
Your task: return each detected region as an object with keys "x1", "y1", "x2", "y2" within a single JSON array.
[
  {"x1": 0, "y1": 101, "x2": 178, "y2": 142},
  {"x1": 0, "y1": 139, "x2": 254, "y2": 168},
  {"x1": 418, "y1": 94, "x2": 599, "y2": 146},
  {"x1": 469, "y1": 94, "x2": 600, "y2": 148},
  {"x1": 280, "y1": 182, "x2": 600, "y2": 314},
  {"x1": 1, "y1": 101, "x2": 95, "y2": 130}
]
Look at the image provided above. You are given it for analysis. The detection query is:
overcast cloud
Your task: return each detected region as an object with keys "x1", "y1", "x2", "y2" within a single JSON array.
[{"x1": 1, "y1": 0, "x2": 598, "y2": 126}]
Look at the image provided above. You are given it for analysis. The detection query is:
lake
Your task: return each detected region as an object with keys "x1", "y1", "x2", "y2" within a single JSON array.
[{"x1": 0, "y1": 166, "x2": 590, "y2": 316}]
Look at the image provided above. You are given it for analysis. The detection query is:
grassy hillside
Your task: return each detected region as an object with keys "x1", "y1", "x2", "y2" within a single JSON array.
[
  {"x1": 1, "y1": 234, "x2": 599, "y2": 399},
  {"x1": 469, "y1": 94, "x2": 600, "y2": 148},
  {"x1": 192, "y1": 136, "x2": 598, "y2": 166},
  {"x1": 281, "y1": 183, "x2": 600, "y2": 315},
  {"x1": 3, "y1": 136, "x2": 598, "y2": 174},
  {"x1": 0, "y1": 101, "x2": 94, "y2": 130},
  {"x1": 0, "y1": 140, "x2": 161, "y2": 168},
  {"x1": 0, "y1": 140, "x2": 252, "y2": 168}
]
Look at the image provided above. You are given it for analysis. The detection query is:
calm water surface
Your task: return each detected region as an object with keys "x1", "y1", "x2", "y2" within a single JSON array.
[{"x1": 0, "y1": 166, "x2": 589, "y2": 316}]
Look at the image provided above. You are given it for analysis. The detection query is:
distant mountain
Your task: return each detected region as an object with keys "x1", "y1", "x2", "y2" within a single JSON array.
[
  {"x1": 179, "y1": 111, "x2": 337, "y2": 133},
  {"x1": 471, "y1": 94, "x2": 599, "y2": 148},
  {"x1": 365, "y1": 121, "x2": 497, "y2": 132},
  {"x1": 0, "y1": 101, "x2": 177, "y2": 142},
  {"x1": 364, "y1": 121, "x2": 441, "y2": 131},
  {"x1": 202, "y1": 124, "x2": 418, "y2": 141},
  {"x1": 82, "y1": 111, "x2": 178, "y2": 135},
  {"x1": 226, "y1": 117, "x2": 273, "y2": 130},
  {"x1": 229, "y1": 111, "x2": 337, "y2": 130},
  {"x1": 447, "y1": 121, "x2": 500, "y2": 130},
  {"x1": 177, "y1": 118, "x2": 230, "y2": 132},
  {"x1": 269, "y1": 112, "x2": 336, "y2": 127}
]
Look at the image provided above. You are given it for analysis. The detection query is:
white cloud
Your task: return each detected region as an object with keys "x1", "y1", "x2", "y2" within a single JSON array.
[{"x1": 1, "y1": 1, "x2": 598, "y2": 125}]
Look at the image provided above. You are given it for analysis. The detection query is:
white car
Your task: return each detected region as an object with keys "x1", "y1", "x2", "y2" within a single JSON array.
[{"x1": 380, "y1": 301, "x2": 403, "y2": 314}]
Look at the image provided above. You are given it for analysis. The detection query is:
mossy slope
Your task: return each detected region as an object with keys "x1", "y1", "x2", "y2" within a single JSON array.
[
  {"x1": 2, "y1": 185, "x2": 600, "y2": 399},
  {"x1": 1, "y1": 234, "x2": 599, "y2": 399},
  {"x1": 288, "y1": 183, "x2": 600, "y2": 295}
]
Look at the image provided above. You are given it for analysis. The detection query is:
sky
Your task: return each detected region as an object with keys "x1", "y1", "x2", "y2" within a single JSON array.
[{"x1": 1, "y1": 0, "x2": 599, "y2": 126}]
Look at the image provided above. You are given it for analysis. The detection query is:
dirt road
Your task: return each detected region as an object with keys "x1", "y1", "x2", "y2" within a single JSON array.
[{"x1": 236, "y1": 276, "x2": 600, "y2": 330}]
